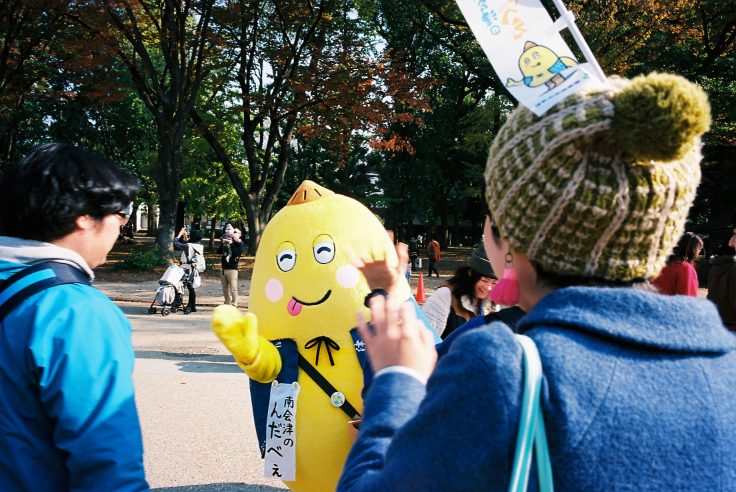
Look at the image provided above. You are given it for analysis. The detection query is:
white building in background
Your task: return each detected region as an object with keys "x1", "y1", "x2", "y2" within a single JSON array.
[
  {"x1": 135, "y1": 205, "x2": 158, "y2": 232},
  {"x1": 134, "y1": 204, "x2": 247, "y2": 239}
]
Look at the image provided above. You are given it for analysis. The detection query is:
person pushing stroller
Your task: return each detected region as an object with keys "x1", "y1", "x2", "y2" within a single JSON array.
[{"x1": 173, "y1": 227, "x2": 204, "y2": 312}]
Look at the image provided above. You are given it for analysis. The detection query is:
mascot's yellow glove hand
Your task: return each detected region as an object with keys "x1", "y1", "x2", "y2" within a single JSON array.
[{"x1": 212, "y1": 305, "x2": 282, "y2": 383}]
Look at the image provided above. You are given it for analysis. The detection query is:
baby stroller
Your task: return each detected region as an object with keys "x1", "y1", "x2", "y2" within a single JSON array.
[{"x1": 148, "y1": 264, "x2": 196, "y2": 316}]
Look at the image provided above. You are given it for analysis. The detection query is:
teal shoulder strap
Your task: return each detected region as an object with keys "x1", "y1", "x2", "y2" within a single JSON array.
[
  {"x1": 508, "y1": 334, "x2": 554, "y2": 492},
  {"x1": 0, "y1": 262, "x2": 91, "y2": 323}
]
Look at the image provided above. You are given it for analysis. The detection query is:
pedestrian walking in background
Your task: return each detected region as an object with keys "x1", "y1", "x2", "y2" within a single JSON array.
[
  {"x1": 651, "y1": 231, "x2": 703, "y2": 296},
  {"x1": 218, "y1": 226, "x2": 245, "y2": 307},
  {"x1": 0, "y1": 143, "x2": 149, "y2": 491},
  {"x1": 707, "y1": 224, "x2": 736, "y2": 331},
  {"x1": 339, "y1": 73, "x2": 736, "y2": 492},
  {"x1": 426, "y1": 237, "x2": 440, "y2": 277}
]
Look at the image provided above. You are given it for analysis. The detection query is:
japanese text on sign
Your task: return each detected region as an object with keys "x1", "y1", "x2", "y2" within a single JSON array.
[
  {"x1": 264, "y1": 381, "x2": 300, "y2": 481},
  {"x1": 455, "y1": 0, "x2": 600, "y2": 115}
]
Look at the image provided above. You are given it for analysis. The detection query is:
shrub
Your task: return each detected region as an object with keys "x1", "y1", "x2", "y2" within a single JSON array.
[{"x1": 116, "y1": 247, "x2": 168, "y2": 271}]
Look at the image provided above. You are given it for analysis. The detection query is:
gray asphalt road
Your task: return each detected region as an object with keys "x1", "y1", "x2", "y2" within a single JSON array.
[{"x1": 122, "y1": 302, "x2": 288, "y2": 492}]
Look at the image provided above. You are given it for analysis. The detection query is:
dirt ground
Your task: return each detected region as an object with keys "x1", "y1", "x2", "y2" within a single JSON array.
[{"x1": 95, "y1": 233, "x2": 475, "y2": 290}]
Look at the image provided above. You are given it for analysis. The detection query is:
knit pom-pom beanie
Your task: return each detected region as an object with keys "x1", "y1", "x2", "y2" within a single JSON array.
[
  {"x1": 613, "y1": 73, "x2": 710, "y2": 163},
  {"x1": 484, "y1": 72, "x2": 711, "y2": 281}
]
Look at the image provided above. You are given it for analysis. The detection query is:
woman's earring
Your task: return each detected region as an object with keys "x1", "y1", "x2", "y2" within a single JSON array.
[{"x1": 488, "y1": 252, "x2": 520, "y2": 306}]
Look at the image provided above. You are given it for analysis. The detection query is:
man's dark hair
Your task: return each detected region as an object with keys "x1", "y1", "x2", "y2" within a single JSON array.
[{"x1": 0, "y1": 143, "x2": 138, "y2": 242}]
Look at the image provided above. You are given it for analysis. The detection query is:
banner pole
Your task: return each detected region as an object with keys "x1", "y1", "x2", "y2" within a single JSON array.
[{"x1": 548, "y1": 0, "x2": 607, "y2": 83}]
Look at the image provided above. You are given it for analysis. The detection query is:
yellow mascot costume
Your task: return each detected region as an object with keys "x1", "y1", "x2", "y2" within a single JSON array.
[{"x1": 212, "y1": 180, "x2": 438, "y2": 492}]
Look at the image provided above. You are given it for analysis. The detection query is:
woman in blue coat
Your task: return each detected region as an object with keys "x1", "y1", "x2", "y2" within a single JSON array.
[{"x1": 338, "y1": 73, "x2": 736, "y2": 491}]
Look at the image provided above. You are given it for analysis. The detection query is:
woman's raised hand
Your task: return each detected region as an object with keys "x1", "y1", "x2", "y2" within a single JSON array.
[{"x1": 356, "y1": 294, "x2": 437, "y2": 380}]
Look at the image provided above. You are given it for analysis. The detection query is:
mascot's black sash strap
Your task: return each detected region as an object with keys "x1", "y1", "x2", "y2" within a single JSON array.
[{"x1": 297, "y1": 353, "x2": 361, "y2": 420}]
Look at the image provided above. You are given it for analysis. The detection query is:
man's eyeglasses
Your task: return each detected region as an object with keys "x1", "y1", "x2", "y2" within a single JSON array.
[
  {"x1": 115, "y1": 202, "x2": 133, "y2": 226},
  {"x1": 114, "y1": 212, "x2": 130, "y2": 225}
]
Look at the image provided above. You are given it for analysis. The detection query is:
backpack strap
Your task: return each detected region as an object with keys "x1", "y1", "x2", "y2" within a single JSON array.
[
  {"x1": 508, "y1": 334, "x2": 554, "y2": 492},
  {"x1": 0, "y1": 262, "x2": 91, "y2": 323}
]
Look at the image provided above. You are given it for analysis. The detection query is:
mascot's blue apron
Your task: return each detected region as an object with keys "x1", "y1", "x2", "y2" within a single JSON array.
[{"x1": 250, "y1": 297, "x2": 438, "y2": 456}]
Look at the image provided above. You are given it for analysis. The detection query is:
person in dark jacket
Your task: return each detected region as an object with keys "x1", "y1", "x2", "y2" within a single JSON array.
[
  {"x1": 173, "y1": 227, "x2": 203, "y2": 312},
  {"x1": 707, "y1": 230, "x2": 736, "y2": 330},
  {"x1": 0, "y1": 143, "x2": 148, "y2": 491},
  {"x1": 339, "y1": 74, "x2": 735, "y2": 492},
  {"x1": 218, "y1": 226, "x2": 245, "y2": 307}
]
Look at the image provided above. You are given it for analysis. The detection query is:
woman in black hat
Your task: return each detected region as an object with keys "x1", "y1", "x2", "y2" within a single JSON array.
[{"x1": 421, "y1": 243, "x2": 497, "y2": 339}]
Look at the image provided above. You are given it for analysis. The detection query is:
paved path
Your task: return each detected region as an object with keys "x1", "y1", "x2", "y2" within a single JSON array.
[
  {"x1": 98, "y1": 279, "x2": 253, "y2": 307},
  {"x1": 105, "y1": 272, "x2": 440, "y2": 491},
  {"x1": 121, "y1": 302, "x2": 288, "y2": 491},
  {"x1": 109, "y1": 275, "x2": 708, "y2": 490}
]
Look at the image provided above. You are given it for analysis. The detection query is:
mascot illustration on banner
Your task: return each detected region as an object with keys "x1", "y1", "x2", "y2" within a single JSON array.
[
  {"x1": 506, "y1": 41, "x2": 578, "y2": 90},
  {"x1": 212, "y1": 180, "x2": 437, "y2": 492}
]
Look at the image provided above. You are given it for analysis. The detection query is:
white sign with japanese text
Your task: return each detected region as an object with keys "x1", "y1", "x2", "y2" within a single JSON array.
[
  {"x1": 264, "y1": 381, "x2": 300, "y2": 481},
  {"x1": 455, "y1": 0, "x2": 599, "y2": 115}
]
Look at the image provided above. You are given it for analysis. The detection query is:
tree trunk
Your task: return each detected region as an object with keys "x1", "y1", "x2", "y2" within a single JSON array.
[
  {"x1": 452, "y1": 199, "x2": 461, "y2": 247},
  {"x1": 244, "y1": 196, "x2": 271, "y2": 256},
  {"x1": 438, "y1": 195, "x2": 449, "y2": 250},
  {"x1": 208, "y1": 215, "x2": 217, "y2": 252},
  {"x1": 191, "y1": 110, "x2": 295, "y2": 256},
  {"x1": 130, "y1": 202, "x2": 139, "y2": 233},
  {"x1": 150, "y1": 138, "x2": 182, "y2": 261},
  {"x1": 146, "y1": 201, "x2": 157, "y2": 237},
  {"x1": 407, "y1": 221, "x2": 415, "y2": 243},
  {"x1": 176, "y1": 201, "x2": 186, "y2": 233}
]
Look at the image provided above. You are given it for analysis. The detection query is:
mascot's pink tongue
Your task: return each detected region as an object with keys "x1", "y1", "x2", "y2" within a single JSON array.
[{"x1": 288, "y1": 298, "x2": 303, "y2": 316}]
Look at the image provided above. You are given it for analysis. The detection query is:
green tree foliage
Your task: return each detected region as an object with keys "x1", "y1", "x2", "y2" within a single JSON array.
[
  {"x1": 363, "y1": 0, "x2": 735, "y2": 237},
  {"x1": 71, "y1": 0, "x2": 223, "y2": 260},
  {"x1": 194, "y1": 0, "x2": 427, "y2": 254},
  {"x1": 182, "y1": 93, "x2": 249, "y2": 250},
  {"x1": 4, "y1": 0, "x2": 732, "y2": 251},
  {"x1": 280, "y1": 133, "x2": 379, "y2": 202},
  {"x1": 355, "y1": 0, "x2": 514, "y2": 247},
  {"x1": 0, "y1": 0, "x2": 122, "y2": 168},
  {"x1": 568, "y1": 0, "x2": 736, "y2": 223}
]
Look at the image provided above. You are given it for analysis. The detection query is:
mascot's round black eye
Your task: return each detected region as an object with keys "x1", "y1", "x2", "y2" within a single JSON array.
[
  {"x1": 277, "y1": 248, "x2": 296, "y2": 272},
  {"x1": 313, "y1": 235, "x2": 335, "y2": 264}
]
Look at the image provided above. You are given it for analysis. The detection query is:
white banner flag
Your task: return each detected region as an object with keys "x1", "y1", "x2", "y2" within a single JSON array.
[
  {"x1": 264, "y1": 380, "x2": 300, "y2": 482},
  {"x1": 455, "y1": 0, "x2": 605, "y2": 115}
]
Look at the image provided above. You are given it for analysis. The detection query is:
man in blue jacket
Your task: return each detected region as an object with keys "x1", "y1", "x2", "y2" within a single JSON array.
[{"x1": 0, "y1": 144, "x2": 149, "y2": 491}]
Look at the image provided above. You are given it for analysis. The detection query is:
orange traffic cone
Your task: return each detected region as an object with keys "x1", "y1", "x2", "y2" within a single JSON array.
[{"x1": 416, "y1": 273, "x2": 427, "y2": 303}]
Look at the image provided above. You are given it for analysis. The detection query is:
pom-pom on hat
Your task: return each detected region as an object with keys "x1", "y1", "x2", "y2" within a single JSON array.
[{"x1": 485, "y1": 73, "x2": 711, "y2": 281}]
